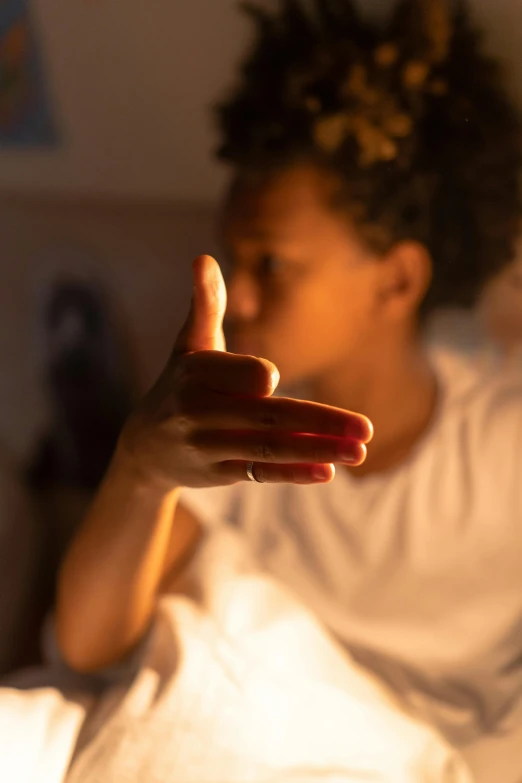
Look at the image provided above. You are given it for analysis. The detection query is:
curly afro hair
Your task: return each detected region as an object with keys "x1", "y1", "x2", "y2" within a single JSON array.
[{"x1": 216, "y1": 0, "x2": 522, "y2": 313}]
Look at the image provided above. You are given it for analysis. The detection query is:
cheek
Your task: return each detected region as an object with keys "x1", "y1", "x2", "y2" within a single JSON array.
[
  {"x1": 262, "y1": 279, "x2": 370, "y2": 367},
  {"x1": 299, "y1": 274, "x2": 371, "y2": 328}
]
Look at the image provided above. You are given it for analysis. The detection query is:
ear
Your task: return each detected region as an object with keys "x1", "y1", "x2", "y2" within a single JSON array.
[{"x1": 375, "y1": 241, "x2": 432, "y2": 321}]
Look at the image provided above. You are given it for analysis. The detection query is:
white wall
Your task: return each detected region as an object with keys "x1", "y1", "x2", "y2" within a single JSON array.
[
  {"x1": 0, "y1": 0, "x2": 251, "y2": 201},
  {"x1": 1, "y1": 0, "x2": 522, "y2": 202}
]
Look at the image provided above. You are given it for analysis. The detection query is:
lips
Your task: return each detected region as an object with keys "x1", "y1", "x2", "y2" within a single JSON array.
[
  {"x1": 229, "y1": 338, "x2": 258, "y2": 356},
  {"x1": 226, "y1": 330, "x2": 259, "y2": 356}
]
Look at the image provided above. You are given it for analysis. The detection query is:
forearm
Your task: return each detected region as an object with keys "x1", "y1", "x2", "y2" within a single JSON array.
[
  {"x1": 56, "y1": 450, "x2": 180, "y2": 673},
  {"x1": 53, "y1": 252, "x2": 371, "y2": 674}
]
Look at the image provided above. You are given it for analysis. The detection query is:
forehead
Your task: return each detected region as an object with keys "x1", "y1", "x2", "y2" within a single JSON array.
[{"x1": 221, "y1": 165, "x2": 350, "y2": 242}]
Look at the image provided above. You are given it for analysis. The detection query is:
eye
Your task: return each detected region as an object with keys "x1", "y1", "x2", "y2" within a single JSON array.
[
  {"x1": 511, "y1": 270, "x2": 522, "y2": 289},
  {"x1": 258, "y1": 254, "x2": 289, "y2": 279}
]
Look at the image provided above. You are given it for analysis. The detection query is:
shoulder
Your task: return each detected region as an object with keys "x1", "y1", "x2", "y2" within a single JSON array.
[
  {"x1": 436, "y1": 352, "x2": 522, "y2": 480},
  {"x1": 447, "y1": 358, "x2": 522, "y2": 431}
]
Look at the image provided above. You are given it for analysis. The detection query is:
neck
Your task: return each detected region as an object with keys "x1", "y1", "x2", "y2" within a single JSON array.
[{"x1": 310, "y1": 332, "x2": 438, "y2": 476}]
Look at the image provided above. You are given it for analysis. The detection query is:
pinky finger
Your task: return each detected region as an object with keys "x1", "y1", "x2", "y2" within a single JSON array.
[{"x1": 216, "y1": 461, "x2": 336, "y2": 485}]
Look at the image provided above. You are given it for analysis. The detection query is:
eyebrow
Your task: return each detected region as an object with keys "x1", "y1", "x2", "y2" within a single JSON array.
[{"x1": 225, "y1": 227, "x2": 296, "y2": 243}]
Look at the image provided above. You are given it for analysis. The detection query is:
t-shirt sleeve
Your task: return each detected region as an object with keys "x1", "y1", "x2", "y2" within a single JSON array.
[
  {"x1": 479, "y1": 368, "x2": 522, "y2": 515},
  {"x1": 503, "y1": 378, "x2": 522, "y2": 514}
]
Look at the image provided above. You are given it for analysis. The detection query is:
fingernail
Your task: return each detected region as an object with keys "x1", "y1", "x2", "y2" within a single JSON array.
[
  {"x1": 269, "y1": 366, "x2": 280, "y2": 392},
  {"x1": 312, "y1": 465, "x2": 331, "y2": 481},
  {"x1": 339, "y1": 448, "x2": 357, "y2": 464}
]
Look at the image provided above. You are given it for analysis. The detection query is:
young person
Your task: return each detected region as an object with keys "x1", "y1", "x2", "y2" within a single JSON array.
[{"x1": 56, "y1": 1, "x2": 522, "y2": 779}]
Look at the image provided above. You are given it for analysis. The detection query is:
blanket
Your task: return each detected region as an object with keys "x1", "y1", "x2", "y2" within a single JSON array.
[{"x1": 0, "y1": 529, "x2": 472, "y2": 783}]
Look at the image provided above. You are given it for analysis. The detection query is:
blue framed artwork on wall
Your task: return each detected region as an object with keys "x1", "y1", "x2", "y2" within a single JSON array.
[{"x1": 0, "y1": 0, "x2": 58, "y2": 145}]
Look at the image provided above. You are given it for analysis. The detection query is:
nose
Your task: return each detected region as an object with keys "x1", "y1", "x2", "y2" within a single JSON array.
[{"x1": 226, "y1": 269, "x2": 261, "y2": 322}]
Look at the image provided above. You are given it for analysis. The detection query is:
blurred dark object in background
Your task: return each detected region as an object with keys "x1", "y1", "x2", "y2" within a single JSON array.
[
  {"x1": 29, "y1": 278, "x2": 135, "y2": 493},
  {"x1": 0, "y1": 449, "x2": 41, "y2": 676},
  {"x1": 25, "y1": 277, "x2": 136, "y2": 659}
]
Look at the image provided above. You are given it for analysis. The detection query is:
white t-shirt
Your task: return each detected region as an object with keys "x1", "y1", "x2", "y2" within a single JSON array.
[{"x1": 180, "y1": 346, "x2": 522, "y2": 754}]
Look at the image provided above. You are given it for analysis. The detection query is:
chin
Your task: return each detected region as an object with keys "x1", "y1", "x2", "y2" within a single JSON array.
[
  {"x1": 268, "y1": 360, "x2": 309, "y2": 391},
  {"x1": 228, "y1": 334, "x2": 266, "y2": 359},
  {"x1": 228, "y1": 335, "x2": 309, "y2": 383}
]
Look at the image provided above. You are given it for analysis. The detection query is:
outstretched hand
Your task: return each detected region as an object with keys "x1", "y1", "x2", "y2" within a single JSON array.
[{"x1": 118, "y1": 255, "x2": 372, "y2": 490}]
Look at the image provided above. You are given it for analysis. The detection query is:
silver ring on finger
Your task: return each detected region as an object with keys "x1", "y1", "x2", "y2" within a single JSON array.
[{"x1": 246, "y1": 461, "x2": 263, "y2": 483}]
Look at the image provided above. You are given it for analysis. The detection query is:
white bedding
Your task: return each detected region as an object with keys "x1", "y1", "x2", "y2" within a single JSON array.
[
  {"x1": 0, "y1": 529, "x2": 472, "y2": 783},
  {"x1": 0, "y1": 682, "x2": 91, "y2": 783}
]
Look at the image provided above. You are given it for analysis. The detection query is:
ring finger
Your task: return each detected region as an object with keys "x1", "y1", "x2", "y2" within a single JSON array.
[
  {"x1": 215, "y1": 460, "x2": 336, "y2": 485},
  {"x1": 190, "y1": 430, "x2": 367, "y2": 465}
]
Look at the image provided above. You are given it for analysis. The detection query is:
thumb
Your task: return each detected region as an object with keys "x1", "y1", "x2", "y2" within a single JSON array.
[{"x1": 174, "y1": 255, "x2": 227, "y2": 355}]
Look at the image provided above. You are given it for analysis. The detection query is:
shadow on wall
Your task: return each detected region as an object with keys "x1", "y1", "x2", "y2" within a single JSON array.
[
  {"x1": 0, "y1": 195, "x2": 218, "y2": 462},
  {"x1": 0, "y1": 194, "x2": 218, "y2": 672}
]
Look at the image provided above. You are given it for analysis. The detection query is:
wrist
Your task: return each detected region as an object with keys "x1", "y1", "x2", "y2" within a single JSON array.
[{"x1": 110, "y1": 441, "x2": 183, "y2": 500}]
